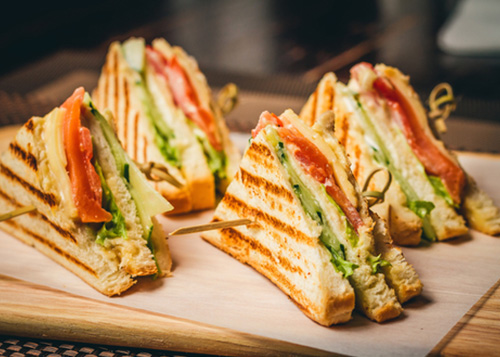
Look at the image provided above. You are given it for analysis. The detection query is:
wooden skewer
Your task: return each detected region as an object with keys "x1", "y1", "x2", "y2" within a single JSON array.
[
  {"x1": 134, "y1": 161, "x2": 184, "y2": 188},
  {"x1": 0, "y1": 204, "x2": 254, "y2": 237},
  {"x1": 0, "y1": 205, "x2": 36, "y2": 222},
  {"x1": 428, "y1": 82, "x2": 456, "y2": 135},
  {"x1": 169, "y1": 218, "x2": 254, "y2": 236},
  {"x1": 362, "y1": 168, "x2": 393, "y2": 208},
  {"x1": 217, "y1": 83, "x2": 239, "y2": 116}
]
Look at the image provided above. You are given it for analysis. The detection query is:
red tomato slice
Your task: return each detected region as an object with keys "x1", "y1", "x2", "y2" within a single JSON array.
[
  {"x1": 258, "y1": 112, "x2": 363, "y2": 231},
  {"x1": 146, "y1": 47, "x2": 222, "y2": 151},
  {"x1": 61, "y1": 87, "x2": 112, "y2": 223},
  {"x1": 252, "y1": 112, "x2": 282, "y2": 138},
  {"x1": 372, "y1": 75, "x2": 465, "y2": 204}
]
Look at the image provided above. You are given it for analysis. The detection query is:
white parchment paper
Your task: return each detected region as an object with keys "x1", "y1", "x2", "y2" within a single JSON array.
[{"x1": 0, "y1": 144, "x2": 499, "y2": 356}]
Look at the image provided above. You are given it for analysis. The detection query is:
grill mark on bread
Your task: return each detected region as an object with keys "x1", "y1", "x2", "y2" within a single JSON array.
[
  {"x1": 113, "y1": 50, "x2": 120, "y2": 143},
  {"x1": 25, "y1": 118, "x2": 35, "y2": 133},
  {"x1": 101, "y1": 54, "x2": 109, "y2": 109},
  {"x1": 143, "y1": 136, "x2": 148, "y2": 162},
  {"x1": 324, "y1": 83, "x2": 334, "y2": 111},
  {"x1": 0, "y1": 164, "x2": 56, "y2": 208},
  {"x1": 336, "y1": 113, "x2": 349, "y2": 148},
  {"x1": 0, "y1": 187, "x2": 77, "y2": 244},
  {"x1": 309, "y1": 89, "x2": 318, "y2": 125},
  {"x1": 239, "y1": 168, "x2": 294, "y2": 203},
  {"x1": 245, "y1": 142, "x2": 275, "y2": 168},
  {"x1": 133, "y1": 112, "x2": 140, "y2": 160},
  {"x1": 0, "y1": 187, "x2": 16, "y2": 206},
  {"x1": 9, "y1": 142, "x2": 37, "y2": 171},
  {"x1": 218, "y1": 227, "x2": 306, "y2": 277},
  {"x1": 352, "y1": 144, "x2": 362, "y2": 180},
  {"x1": 3, "y1": 219, "x2": 96, "y2": 277},
  {"x1": 213, "y1": 227, "x2": 312, "y2": 312},
  {"x1": 260, "y1": 261, "x2": 311, "y2": 314},
  {"x1": 221, "y1": 193, "x2": 315, "y2": 246},
  {"x1": 37, "y1": 214, "x2": 77, "y2": 244},
  {"x1": 123, "y1": 78, "x2": 130, "y2": 153}
]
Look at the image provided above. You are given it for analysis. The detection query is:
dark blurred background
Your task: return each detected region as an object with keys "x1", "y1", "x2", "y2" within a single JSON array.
[{"x1": 0, "y1": 0, "x2": 499, "y2": 150}]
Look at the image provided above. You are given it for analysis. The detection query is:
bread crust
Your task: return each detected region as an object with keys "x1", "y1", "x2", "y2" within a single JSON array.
[
  {"x1": 202, "y1": 133, "x2": 356, "y2": 326},
  {"x1": 94, "y1": 38, "x2": 240, "y2": 213},
  {"x1": 151, "y1": 38, "x2": 240, "y2": 194},
  {"x1": 0, "y1": 103, "x2": 170, "y2": 296},
  {"x1": 93, "y1": 41, "x2": 194, "y2": 214},
  {"x1": 203, "y1": 111, "x2": 417, "y2": 324}
]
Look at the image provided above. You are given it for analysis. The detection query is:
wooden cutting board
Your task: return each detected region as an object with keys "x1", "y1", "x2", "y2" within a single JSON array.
[
  {"x1": 0, "y1": 124, "x2": 499, "y2": 356},
  {"x1": 0, "y1": 274, "x2": 331, "y2": 356}
]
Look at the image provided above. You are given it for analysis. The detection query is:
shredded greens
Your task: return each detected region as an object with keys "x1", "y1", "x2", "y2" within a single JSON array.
[
  {"x1": 266, "y1": 128, "x2": 358, "y2": 278},
  {"x1": 343, "y1": 90, "x2": 437, "y2": 241},
  {"x1": 367, "y1": 254, "x2": 391, "y2": 274},
  {"x1": 429, "y1": 175, "x2": 458, "y2": 208},
  {"x1": 189, "y1": 122, "x2": 227, "y2": 192},
  {"x1": 93, "y1": 160, "x2": 127, "y2": 245}
]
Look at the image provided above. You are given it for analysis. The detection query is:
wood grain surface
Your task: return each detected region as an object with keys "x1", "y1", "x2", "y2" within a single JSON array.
[{"x1": 0, "y1": 274, "x2": 332, "y2": 357}]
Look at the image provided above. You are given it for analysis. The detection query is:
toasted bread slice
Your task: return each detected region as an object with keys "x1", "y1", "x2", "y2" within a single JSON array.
[
  {"x1": 151, "y1": 38, "x2": 241, "y2": 194},
  {"x1": 203, "y1": 109, "x2": 412, "y2": 324},
  {"x1": 93, "y1": 41, "x2": 192, "y2": 214},
  {"x1": 0, "y1": 92, "x2": 172, "y2": 296},
  {"x1": 301, "y1": 72, "x2": 423, "y2": 245},
  {"x1": 93, "y1": 38, "x2": 240, "y2": 214}
]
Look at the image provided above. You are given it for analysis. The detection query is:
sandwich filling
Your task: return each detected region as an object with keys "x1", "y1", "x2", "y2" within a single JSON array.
[
  {"x1": 253, "y1": 112, "x2": 387, "y2": 277},
  {"x1": 351, "y1": 63, "x2": 465, "y2": 207},
  {"x1": 121, "y1": 40, "x2": 180, "y2": 169},
  {"x1": 345, "y1": 64, "x2": 469, "y2": 241},
  {"x1": 121, "y1": 38, "x2": 227, "y2": 189},
  {"x1": 44, "y1": 87, "x2": 171, "y2": 268},
  {"x1": 338, "y1": 83, "x2": 439, "y2": 240}
]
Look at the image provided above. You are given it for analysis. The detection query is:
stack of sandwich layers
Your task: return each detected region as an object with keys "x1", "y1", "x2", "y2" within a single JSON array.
[
  {"x1": 0, "y1": 36, "x2": 243, "y2": 297},
  {"x1": 300, "y1": 64, "x2": 500, "y2": 246},
  {"x1": 93, "y1": 38, "x2": 240, "y2": 214},
  {"x1": 0, "y1": 88, "x2": 173, "y2": 296},
  {"x1": 202, "y1": 62, "x2": 500, "y2": 325},
  {"x1": 202, "y1": 109, "x2": 423, "y2": 326}
]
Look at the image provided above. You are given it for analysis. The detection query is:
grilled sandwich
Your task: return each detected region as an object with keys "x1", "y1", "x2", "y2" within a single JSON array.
[
  {"x1": 93, "y1": 37, "x2": 240, "y2": 214},
  {"x1": 300, "y1": 67, "x2": 500, "y2": 245},
  {"x1": 202, "y1": 109, "x2": 421, "y2": 325},
  {"x1": 0, "y1": 87, "x2": 173, "y2": 296}
]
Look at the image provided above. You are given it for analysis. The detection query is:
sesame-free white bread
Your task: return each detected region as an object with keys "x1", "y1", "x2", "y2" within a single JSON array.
[
  {"x1": 301, "y1": 104, "x2": 423, "y2": 303},
  {"x1": 0, "y1": 103, "x2": 172, "y2": 295},
  {"x1": 348, "y1": 66, "x2": 468, "y2": 241},
  {"x1": 371, "y1": 212, "x2": 423, "y2": 303},
  {"x1": 373, "y1": 64, "x2": 500, "y2": 238},
  {"x1": 144, "y1": 51, "x2": 214, "y2": 211},
  {"x1": 93, "y1": 41, "x2": 192, "y2": 214},
  {"x1": 204, "y1": 109, "x2": 408, "y2": 324},
  {"x1": 297, "y1": 110, "x2": 404, "y2": 322},
  {"x1": 151, "y1": 38, "x2": 240, "y2": 194},
  {"x1": 300, "y1": 73, "x2": 423, "y2": 246},
  {"x1": 0, "y1": 116, "x2": 163, "y2": 295},
  {"x1": 462, "y1": 174, "x2": 500, "y2": 235},
  {"x1": 202, "y1": 129, "x2": 355, "y2": 326}
]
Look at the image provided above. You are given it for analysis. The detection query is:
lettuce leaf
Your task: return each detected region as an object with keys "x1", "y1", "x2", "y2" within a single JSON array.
[
  {"x1": 267, "y1": 128, "x2": 358, "y2": 278},
  {"x1": 342, "y1": 89, "x2": 437, "y2": 241},
  {"x1": 190, "y1": 122, "x2": 227, "y2": 192},
  {"x1": 94, "y1": 160, "x2": 127, "y2": 245},
  {"x1": 429, "y1": 175, "x2": 458, "y2": 208},
  {"x1": 367, "y1": 254, "x2": 391, "y2": 274},
  {"x1": 408, "y1": 200, "x2": 435, "y2": 219}
]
